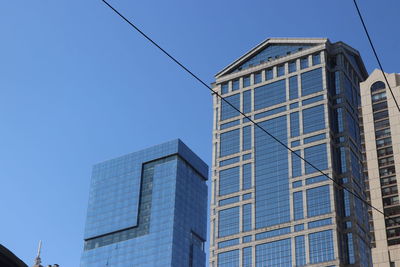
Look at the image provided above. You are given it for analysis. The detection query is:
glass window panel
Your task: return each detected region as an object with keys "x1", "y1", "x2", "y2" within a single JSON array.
[
  {"x1": 307, "y1": 185, "x2": 331, "y2": 217},
  {"x1": 301, "y1": 68, "x2": 323, "y2": 96},
  {"x1": 220, "y1": 129, "x2": 240, "y2": 157},
  {"x1": 221, "y1": 93, "x2": 240, "y2": 120},
  {"x1": 254, "y1": 79, "x2": 286, "y2": 110},
  {"x1": 303, "y1": 104, "x2": 325, "y2": 134},
  {"x1": 219, "y1": 166, "x2": 240, "y2": 196},
  {"x1": 304, "y1": 143, "x2": 328, "y2": 174},
  {"x1": 219, "y1": 207, "x2": 240, "y2": 237}
]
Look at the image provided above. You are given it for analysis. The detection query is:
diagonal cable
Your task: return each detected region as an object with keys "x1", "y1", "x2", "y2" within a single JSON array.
[
  {"x1": 101, "y1": 0, "x2": 387, "y2": 218},
  {"x1": 353, "y1": 0, "x2": 400, "y2": 112}
]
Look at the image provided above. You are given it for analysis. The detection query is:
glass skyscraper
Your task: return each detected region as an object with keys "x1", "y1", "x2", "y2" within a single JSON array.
[
  {"x1": 210, "y1": 38, "x2": 372, "y2": 266},
  {"x1": 80, "y1": 139, "x2": 208, "y2": 267}
]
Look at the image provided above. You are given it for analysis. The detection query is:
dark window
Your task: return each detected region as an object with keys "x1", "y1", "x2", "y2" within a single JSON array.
[{"x1": 371, "y1": 81, "x2": 386, "y2": 93}]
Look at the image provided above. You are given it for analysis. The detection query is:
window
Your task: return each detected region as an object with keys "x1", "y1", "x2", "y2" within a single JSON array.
[
  {"x1": 301, "y1": 68, "x2": 323, "y2": 96},
  {"x1": 292, "y1": 150, "x2": 302, "y2": 177},
  {"x1": 220, "y1": 129, "x2": 240, "y2": 157},
  {"x1": 303, "y1": 105, "x2": 325, "y2": 134},
  {"x1": 290, "y1": 112, "x2": 300, "y2": 137},
  {"x1": 243, "y1": 90, "x2": 252, "y2": 113},
  {"x1": 218, "y1": 249, "x2": 239, "y2": 267},
  {"x1": 219, "y1": 207, "x2": 240, "y2": 237},
  {"x1": 265, "y1": 69, "x2": 273, "y2": 80},
  {"x1": 370, "y1": 81, "x2": 386, "y2": 93},
  {"x1": 254, "y1": 72, "x2": 262, "y2": 84},
  {"x1": 221, "y1": 82, "x2": 229, "y2": 94},
  {"x1": 254, "y1": 79, "x2": 286, "y2": 110},
  {"x1": 289, "y1": 76, "x2": 298, "y2": 100},
  {"x1": 277, "y1": 65, "x2": 285, "y2": 76},
  {"x1": 255, "y1": 239, "x2": 292, "y2": 266},
  {"x1": 300, "y1": 57, "x2": 308, "y2": 69},
  {"x1": 373, "y1": 101, "x2": 388, "y2": 112},
  {"x1": 221, "y1": 93, "x2": 240, "y2": 120},
  {"x1": 293, "y1": 191, "x2": 304, "y2": 220},
  {"x1": 313, "y1": 53, "x2": 321, "y2": 65},
  {"x1": 289, "y1": 61, "x2": 297, "y2": 73},
  {"x1": 304, "y1": 144, "x2": 328, "y2": 174},
  {"x1": 242, "y1": 126, "x2": 252, "y2": 151},
  {"x1": 242, "y1": 163, "x2": 252, "y2": 190},
  {"x1": 295, "y1": 236, "x2": 306, "y2": 266},
  {"x1": 309, "y1": 230, "x2": 334, "y2": 264},
  {"x1": 307, "y1": 185, "x2": 331, "y2": 217},
  {"x1": 242, "y1": 247, "x2": 252, "y2": 267},
  {"x1": 243, "y1": 204, "x2": 252, "y2": 232},
  {"x1": 219, "y1": 167, "x2": 240, "y2": 196},
  {"x1": 232, "y1": 79, "x2": 239, "y2": 91},
  {"x1": 243, "y1": 76, "x2": 251, "y2": 87},
  {"x1": 371, "y1": 91, "x2": 386, "y2": 103}
]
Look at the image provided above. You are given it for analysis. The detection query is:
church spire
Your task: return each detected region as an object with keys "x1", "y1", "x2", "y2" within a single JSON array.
[{"x1": 33, "y1": 240, "x2": 42, "y2": 267}]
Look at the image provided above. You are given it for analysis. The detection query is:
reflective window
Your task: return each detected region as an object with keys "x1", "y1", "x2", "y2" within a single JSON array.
[
  {"x1": 254, "y1": 79, "x2": 286, "y2": 110},
  {"x1": 221, "y1": 82, "x2": 229, "y2": 94},
  {"x1": 242, "y1": 163, "x2": 252, "y2": 190},
  {"x1": 219, "y1": 167, "x2": 240, "y2": 196},
  {"x1": 292, "y1": 150, "x2": 302, "y2": 177},
  {"x1": 218, "y1": 249, "x2": 239, "y2": 267},
  {"x1": 243, "y1": 90, "x2": 252, "y2": 113},
  {"x1": 255, "y1": 238, "x2": 292, "y2": 266},
  {"x1": 289, "y1": 61, "x2": 297, "y2": 73},
  {"x1": 277, "y1": 65, "x2": 285, "y2": 76},
  {"x1": 309, "y1": 230, "x2": 334, "y2": 264},
  {"x1": 220, "y1": 129, "x2": 240, "y2": 157},
  {"x1": 304, "y1": 143, "x2": 328, "y2": 174},
  {"x1": 266, "y1": 69, "x2": 273, "y2": 80},
  {"x1": 242, "y1": 247, "x2": 252, "y2": 267},
  {"x1": 232, "y1": 79, "x2": 239, "y2": 91},
  {"x1": 307, "y1": 185, "x2": 331, "y2": 217},
  {"x1": 295, "y1": 235, "x2": 306, "y2": 266},
  {"x1": 255, "y1": 116, "x2": 290, "y2": 228},
  {"x1": 243, "y1": 204, "x2": 252, "y2": 232},
  {"x1": 293, "y1": 191, "x2": 304, "y2": 220},
  {"x1": 242, "y1": 126, "x2": 252, "y2": 151},
  {"x1": 243, "y1": 76, "x2": 251, "y2": 88},
  {"x1": 218, "y1": 238, "x2": 239, "y2": 249},
  {"x1": 221, "y1": 93, "x2": 240, "y2": 120},
  {"x1": 219, "y1": 207, "x2": 240, "y2": 237},
  {"x1": 289, "y1": 76, "x2": 298, "y2": 100},
  {"x1": 303, "y1": 105, "x2": 325, "y2": 134},
  {"x1": 290, "y1": 112, "x2": 300, "y2": 137},
  {"x1": 300, "y1": 57, "x2": 308, "y2": 69},
  {"x1": 313, "y1": 53, "x2": 321, "y2": 65},
  {"x1": 301, "y1": 68, "x2": 323, "y2": 96},
  {"x1": 370, "y1": 81, "x2": 386, "y2": 93},
  {"x1": 254, "y1": 72, "x2": 262, "y2": 84}
]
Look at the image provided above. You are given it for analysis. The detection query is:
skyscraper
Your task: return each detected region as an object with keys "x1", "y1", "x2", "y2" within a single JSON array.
[
  {"x1": 80, "y1": 139, "x2": 208, "y2": 267},
  {"x1": 360, "y1": 70, "x2": 400, "y2": 266},
  {"x1": 210, "y1": 38, "x2": 372, "y2": 266}
]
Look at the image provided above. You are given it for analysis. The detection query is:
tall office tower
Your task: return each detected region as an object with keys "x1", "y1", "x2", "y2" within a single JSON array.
[
  {"x1": 360, "y1": 70, "x2": 400, "y2": 266},
  {"x1": 210, "y1": 38, "x2": 372, "y2": 266},
  {"x1": 80, "y1": 139, "x2": 208, "y2": 267}
]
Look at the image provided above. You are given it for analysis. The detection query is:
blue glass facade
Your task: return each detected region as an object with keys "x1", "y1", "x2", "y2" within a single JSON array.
[
  {"x1": 212, "y1": 39, "x2": 371, "y2": 266},
  {"x1": 81, "y1": 139, "x2": 208, "y2": 267}
]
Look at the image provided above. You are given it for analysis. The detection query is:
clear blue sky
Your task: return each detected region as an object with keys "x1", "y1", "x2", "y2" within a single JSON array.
[{"x1": 1, "y1": 0, "x2": 399, "y2": 266}]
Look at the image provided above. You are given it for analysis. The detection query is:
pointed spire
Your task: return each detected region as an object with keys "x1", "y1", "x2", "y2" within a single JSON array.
[{"x1": 33, "y1": 240, "x2": 42, "y2": 266}]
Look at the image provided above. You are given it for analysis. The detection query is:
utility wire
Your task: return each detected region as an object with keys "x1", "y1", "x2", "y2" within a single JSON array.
[
  {"x1": 101, "y1": 0, "x2": 387, "y2": 218},
  {"x1": 353, "y1": 0, "x2": 400, "y2": 113}
]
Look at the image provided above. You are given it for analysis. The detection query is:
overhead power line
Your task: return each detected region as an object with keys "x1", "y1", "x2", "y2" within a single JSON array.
[
  {"x1": 353, "y1": 0, "x2": 400, "y2": 113},
  {"x1": 101, "y1": 0, "x2": 388, "y2": 219}
]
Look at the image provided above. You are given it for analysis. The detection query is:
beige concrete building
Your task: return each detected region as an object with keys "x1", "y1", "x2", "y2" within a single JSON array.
[{"x1": 360, "y1": 69, "x2": 400, "y2": 266}]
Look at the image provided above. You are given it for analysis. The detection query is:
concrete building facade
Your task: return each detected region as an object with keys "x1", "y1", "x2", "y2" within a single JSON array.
[
  {"x1": 80, "y1": 139, "x2": 208, "y2": 267},
  {"x1": 360, "y1": 70, "x2": 400, "y2": 266},
  {"x1": 210, "y1": 38, "x2": 372, "y2": 266}
]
